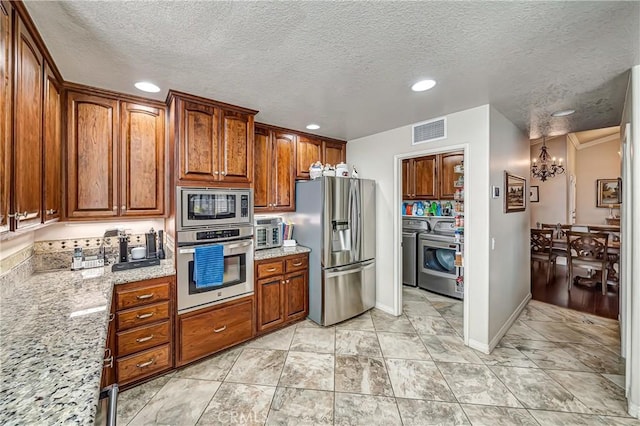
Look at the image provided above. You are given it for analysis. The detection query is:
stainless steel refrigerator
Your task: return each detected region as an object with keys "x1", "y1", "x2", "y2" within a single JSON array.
[{"x1": 294, "y1": 177, "x2": 376, "y2": 326}]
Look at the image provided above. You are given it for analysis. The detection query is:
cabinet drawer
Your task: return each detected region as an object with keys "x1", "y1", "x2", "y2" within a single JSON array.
[
  {"x1": 115, "y1": 280, "x2": 170, "y2": 310},
  {"x1": 116, "y1": 320, "x2": 170, "y2": 357},
  {"x1": 116, "y1": 344, "x2": 171, "y2": 385},
  {"x1": 179, "y1": 299, "x2": 253, "y2": 364},
  {"x1": 257, "y1": 260, "x2": 284, "y2": 279},
  {"x1": 117, "y1": 301, "x2": 170, "y2": 331},
  {"x1": 285, "y1": 255, "x2": 308, "y2": 273}
]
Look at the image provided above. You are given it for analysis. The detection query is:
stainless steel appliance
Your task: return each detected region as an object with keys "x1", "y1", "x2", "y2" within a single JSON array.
[
  {"x1": 418, "y1": 218, "x2": 462, "y2": 299},
  {"x1": 402, "y1": 218, "x2": 430, "y2": 287},
  {"x1": 95, "y1": 384, "x2": 118, "y2": 426},
  {"x1": 176, "y1": 187, "x2": 252, "y2": 231},
  {"x1": 255, "y1": 217, "x2": 283, "y2": 250},
  {"x1": 294, "y1": 177, "x2": 376, "y2": 326},
  {"x1": 176, "y1": 225, "x2": 254, "y2": 313}
]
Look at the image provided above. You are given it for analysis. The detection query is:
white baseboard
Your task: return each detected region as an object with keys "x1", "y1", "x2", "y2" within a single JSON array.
[
  {"x1": 629, "y1": 401, "x2": 639, "y2": 418},
  {"x1": 468, "y1": 339, "x2": 490, "y2": 354},
  {"x1": 375, "y1": 302, "x2": 396, "y2": 316},
  {"x1": 486, "y1": 293, "x2": 532, "y2": 352}
]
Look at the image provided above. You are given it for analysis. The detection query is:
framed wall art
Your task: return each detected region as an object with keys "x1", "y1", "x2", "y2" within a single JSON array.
[
  {"x1": 504, "y1": 171, "x2": 526, "y2": 213},
  {"x1": 596, "y1": 179, "x2": 620, "y2": 208},
  {"x1": 530, "y1": 185, "x2": 539, "y2": 203}
]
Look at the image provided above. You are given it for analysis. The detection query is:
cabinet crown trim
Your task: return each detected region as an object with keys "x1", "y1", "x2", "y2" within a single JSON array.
[{"x1": 167, "y1": 90, "x2": 258, "y2": 115}]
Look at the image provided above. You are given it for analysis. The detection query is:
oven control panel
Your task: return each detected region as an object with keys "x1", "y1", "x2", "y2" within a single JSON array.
[
  {"x1": 241, "y1": 195, "x2": 249, "y2": 217},
  {"x1": 196, "y1": 229, "x2": 240, "y2": 240}
]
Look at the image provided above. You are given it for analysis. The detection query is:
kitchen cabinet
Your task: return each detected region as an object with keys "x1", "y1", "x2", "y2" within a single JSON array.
[
  {"x1": 169, "y1": 91, "x2": 256, "y2": 186},
  {"x1": 438, "y1": 151, "x2": 463, "y2": 200},
  {"x1": 255, "y1": 253, "x2": 309, "y2": 334},
  {"x1": 296, "y1": 135, "x2": 322, "y2": 179},
  {"x1": 100, "y1": 299, "x2": 116, "y2": 389},
  {"x1": 323, "y1": 141, "x2": 346, "y2": 167},
  {"x1": 0, "y1": 1, "x2": 11, "y2": 233},
  {"x1": 112, "y1": 276, "x2": 175, "y2": 387},
  {"x1": 12, "y1": 14, "x2": 43, "y2": 229},
  {"x1": 403, "y1": 155, "x2": 437, "y2": 200},
  {"x1": 177, "y1": 295, "x2": 254, "y2": 366},
  {"x1": 254, "y1": 125, "x2": 295, "y2": 212},
  {"x1": 42, "y1": 62, "x2": 62, "y2": 223},
  {"x1": 67, "y1": 89, "x2": 166, "y2": 219}
]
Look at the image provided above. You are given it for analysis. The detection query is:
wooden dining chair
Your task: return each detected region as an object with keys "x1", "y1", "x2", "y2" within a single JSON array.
[
  {"x1": 566, "y1": 231, "x2": 609, "y2": 295},
  {"x1": 589, "y1": 227, "x2": 621, "y2": 290},
  {"x1": 531, "y1": 229, "x2": 557, "y2": 284}
]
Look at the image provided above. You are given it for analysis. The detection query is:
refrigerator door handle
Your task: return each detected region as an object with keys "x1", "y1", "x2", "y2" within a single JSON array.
[{"x1": 326, "y1": 259, "x2": 375, "y2": 277}]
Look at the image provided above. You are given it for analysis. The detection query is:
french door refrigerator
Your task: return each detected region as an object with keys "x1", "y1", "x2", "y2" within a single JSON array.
[{"x1": 294, "y1": 177, "x2": 376, "y2": 326}]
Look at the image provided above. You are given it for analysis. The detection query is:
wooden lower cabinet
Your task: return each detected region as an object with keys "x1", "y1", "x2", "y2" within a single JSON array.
[
  {"x1": 255, "y1": 253, "x2": 309, "y2": 334},
  {"x1": 177, "y1": 295, "x2": 254, "y2": 366}
]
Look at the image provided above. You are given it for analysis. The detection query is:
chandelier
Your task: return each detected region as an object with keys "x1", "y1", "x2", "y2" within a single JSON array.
[{"x1": 531, "y1": 137, "x2": 565, "y2": 182}]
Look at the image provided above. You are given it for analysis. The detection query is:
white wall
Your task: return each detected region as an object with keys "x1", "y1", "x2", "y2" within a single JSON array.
[
  {"x1": 348, "y1": 105, "x2": 491, "y2": 348},
  {"x1": 488, "y1": 107, "x2": 531, "y2": 344},
  {"x1": 575, "y1": 139, "x2": 621, "y2": 224},
  {"x1": 529, "y1": 135, "x2": 568, "y2": 227}
]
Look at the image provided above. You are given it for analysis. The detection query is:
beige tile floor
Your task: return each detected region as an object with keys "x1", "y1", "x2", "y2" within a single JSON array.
[{"x1": 118, "y1": 287, "x2": 637, "y2": 425}]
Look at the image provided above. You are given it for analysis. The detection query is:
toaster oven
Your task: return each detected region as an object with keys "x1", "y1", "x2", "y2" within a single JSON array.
[{"x1": 255, "y1": 217, "x2": 283, "y2": 250}]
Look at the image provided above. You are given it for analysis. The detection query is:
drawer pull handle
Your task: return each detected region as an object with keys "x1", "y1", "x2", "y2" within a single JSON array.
[
  {"x1": 136, "y1": 293, "x2": 154, "y2": 300},
  {"x1": 136, "y1": 358, "x2": 155, "y2": 368},
  {"x1": 213, "y1": 326, "x2": 227, "y2": 333},
  {"x1": 136, "y1": 312, "x2": 154, "y2": 319},
  {"x1": 136, "y1": 335, "x2": 154, "y2": 343},
  {"x1": 292, "y1": 262, "x2": 303, "y2": 266},
  {"x1": 266, "y1": 267, "x2": 277, "y2": 272}
]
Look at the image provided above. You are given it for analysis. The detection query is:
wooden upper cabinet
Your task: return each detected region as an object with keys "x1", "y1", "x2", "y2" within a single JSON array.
[
  {"x1": 120, "y1": 102, "x2": 165, "y2": 216},
  {"x1": 13, "y1": 15, "x2": 43, "y2": 229},
  {"x1": 66, "y1": 91, "x2": 119, "y2": 218},
  {"x1": 253, "y1": 126, "x2": 270, "y2": 210},
  {"x1": 412, "y1": 155, "x2": 438, "y2": 200},
  {"x1": 220, "y1": 110, "x2": 252, "y2": 183},
  {"x1": 43, "y1": 62, "x2": 61, "y2": 223},
  {"x1": 402, "y1": 159, "x2": 412, "y2": 199},
  {"x1": 0, "y1": 1, "x2": 11, "y2": 233},
  {"x1": 323, "y1": 141, "x2": 346, "y2": 167},
  {"x1": 272, "y1": 132, "x2": 295, "y2": 210},
  {"x1": 438, "y1": 151, "x2": 463, "y2": 200},
  {"x1": 296, "y1": 136, "x2": 322, "y2": 179},
  {"x1": 179, "y1": 100, "x2": 218, "y2": 182}
]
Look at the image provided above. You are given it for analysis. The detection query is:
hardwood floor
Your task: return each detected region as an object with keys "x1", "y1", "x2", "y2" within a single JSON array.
[{"x1": 531, "y1": 262, "x2": 619, "y2": 320}]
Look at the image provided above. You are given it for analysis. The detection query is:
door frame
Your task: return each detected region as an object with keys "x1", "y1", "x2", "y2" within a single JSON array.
[{"x1": 393, "y1": 143, "x2": 469, "y2": 344}]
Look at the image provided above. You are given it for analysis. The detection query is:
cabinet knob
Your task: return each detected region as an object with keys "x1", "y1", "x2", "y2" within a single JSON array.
[
  {"x1": 214, "y1": 171, "x2": 219, "y2": 175},
  {"x1": 113, "y1": 206, "x2": 118, "y2": 211},
  {"x1": 121, "y1": 206, "x2": 126, "y2": 210},
  {"x1": 46, "y1": 209, "x2": 58, "y2": 215},
  {"x1": 221, "y1": 171, "x2": 227, "y2": 176}
]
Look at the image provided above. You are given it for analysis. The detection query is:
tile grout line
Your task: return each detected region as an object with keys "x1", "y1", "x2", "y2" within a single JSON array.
[{"x1": 123, "y1": 373, "x2": 174, "y2": 426}]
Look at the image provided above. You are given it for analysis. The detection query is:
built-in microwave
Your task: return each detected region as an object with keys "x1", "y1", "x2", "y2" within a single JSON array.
[{"x1": 177, "y1": 187, "x2": 253, "y2": 230}]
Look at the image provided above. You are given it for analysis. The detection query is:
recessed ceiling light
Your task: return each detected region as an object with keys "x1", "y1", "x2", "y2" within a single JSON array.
[
  {"x1": 134, "y1": 81, "x2": 161, "y2": 93},
  {"x1": 551, "y1": 109, "x2": 575, "y2": 117},
  {"x1": 411, "y1": 79, "x2": 436, "y2": 92},
  {"x1": 306, "y1": 124, "x2": 320, "y2": 130}
]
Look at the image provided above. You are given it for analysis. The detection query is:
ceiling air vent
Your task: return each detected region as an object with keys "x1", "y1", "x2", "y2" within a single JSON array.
[{"x1": 412, "y1": 117, "x2": 447, "y2": 145}]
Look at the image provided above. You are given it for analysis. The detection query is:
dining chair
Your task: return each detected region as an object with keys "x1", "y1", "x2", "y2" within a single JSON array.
[
  {"x1": 589, "y1": 227, "x2": 621, "y2": 289},
  {"x1": 531, "y1": 229, "x2": 557, "y2": 285},
  {"x1": 566, "y1": 231, "x2": 609, "y2": 295}
]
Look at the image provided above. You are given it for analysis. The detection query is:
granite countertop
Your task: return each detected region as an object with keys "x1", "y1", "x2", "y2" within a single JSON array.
[
  {"x1": 0, "y1": 260, "x2": 175, "y2": 425},
  {"x1": 254, "y1": 245, "x2": 311, "y2": 261}
]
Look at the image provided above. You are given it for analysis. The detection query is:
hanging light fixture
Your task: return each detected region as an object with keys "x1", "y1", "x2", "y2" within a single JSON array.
[{"x1": 531, "y1": 137, "x2": 565, "y2": 182}]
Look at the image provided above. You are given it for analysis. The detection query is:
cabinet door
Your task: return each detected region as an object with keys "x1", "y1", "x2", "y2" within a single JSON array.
[
  {"x1": 402, "y1": 159, "x2": 413, "y2": 199},
  {"x1": 220, "y1": 110, "x2": 252, "y2": 183},
  {"x1": 179, "y1": 100, "x2": 219, "y2": 182},
  {"x1": 0, "y1": 2, "x2": 10, "y2": 232},
  {"x1": 66, "y1": 91, "x2": 119, "y2": 218},
  {"x1": 413, "y1": 155, "x2": 438, "y2": 199},
  {"x1": 120, "y1": 102, "x2": 165, "y2": 216},
  {"x1": 256, "y1": 276, "x2": 285, "y2": 332},
  {"x1": 43, "y1": 63, "x2": 61, "y2": 223},
  {"x1": 284, "y1": 270, "x2": 308, "y2": 321},
  {"x1": 13, "y1": 16, "x2": 43, "y2": 229},
  {"x1": 296, "y1": 135, "x2": 321, "y2": 179},
  {"x1": 323, "y1": 141, "x2": 346, "y2": 167},
  {"x1": 438, "y1": 151, "x2": 463, "y2": 200},
  {"x1": 253, "y1": 126, "x2": 270, "y2": 211},
  {"x1": 272, "y1": 132, "x2": 295, "y2": 211}
]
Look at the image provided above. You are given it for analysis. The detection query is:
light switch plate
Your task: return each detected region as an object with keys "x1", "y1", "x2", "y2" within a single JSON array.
[{"x1": 492, "y1": 186, "x2": 500, "y2": 198}]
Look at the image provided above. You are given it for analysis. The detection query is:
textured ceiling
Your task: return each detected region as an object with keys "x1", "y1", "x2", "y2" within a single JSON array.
[{"x1": 24, "y1": 1, "x2": 639, "y2": 141}]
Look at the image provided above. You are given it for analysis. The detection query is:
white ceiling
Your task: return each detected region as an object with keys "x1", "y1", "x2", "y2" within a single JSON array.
[{"x1": 25, "y1": 1, "x2": 639, "y2": 141}]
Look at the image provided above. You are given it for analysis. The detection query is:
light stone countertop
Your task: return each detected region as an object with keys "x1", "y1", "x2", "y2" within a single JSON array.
[
  {"x1": 0, "y1": 260, "x2": 175, "y2": 425},
  {"x1": 254, "y1": 245, "x2": 311, "y2": 261}
]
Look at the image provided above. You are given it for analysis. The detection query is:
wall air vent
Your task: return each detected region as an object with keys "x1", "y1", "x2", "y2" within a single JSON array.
[{"x1": 412, "y1": 117, "x2": 447, "y2": 145}]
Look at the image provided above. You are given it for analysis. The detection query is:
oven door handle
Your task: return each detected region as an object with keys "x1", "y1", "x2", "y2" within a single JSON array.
[{"x1": 179, "y1": 240, "x2": 252, "y2": 254}]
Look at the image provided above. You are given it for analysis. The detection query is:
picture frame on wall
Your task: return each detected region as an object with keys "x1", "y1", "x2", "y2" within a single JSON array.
[
  {"x1": 504, "y1": 171, "x2": 526, "y2": 213},
  {"x1": 530, "y1": 185, "x2": 539, "y2": 203},
  {"x1": 596, "y1": 179, "x2": 620, "y2": 208}
]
